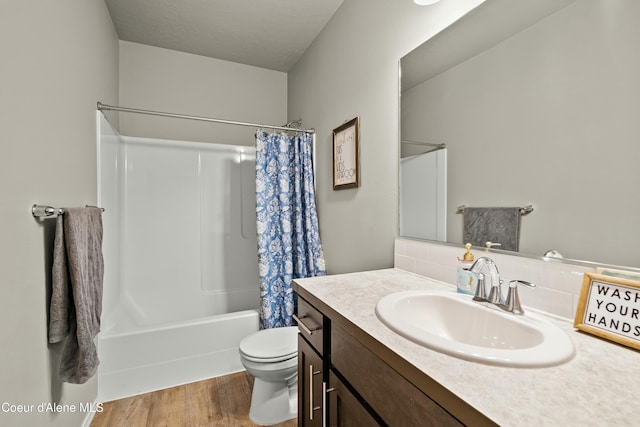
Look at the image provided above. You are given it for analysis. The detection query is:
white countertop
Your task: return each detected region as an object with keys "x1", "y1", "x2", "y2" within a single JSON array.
[{"x1": 294, "y1": 268, "x2": 640, "y2": 427}]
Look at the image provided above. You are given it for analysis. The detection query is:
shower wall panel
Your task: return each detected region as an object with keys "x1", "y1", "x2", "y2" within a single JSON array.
[
  {"x1": 98, "y1": 114, "x2": 124, "y2": 321},
  {"x1": 99, "y1": 121, "x2": 259, "y2": 332}
]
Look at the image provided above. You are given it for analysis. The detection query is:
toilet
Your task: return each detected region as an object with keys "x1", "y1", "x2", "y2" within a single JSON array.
[{"x1": 239, "y1": 326, "x2": 299, "y2": 425}]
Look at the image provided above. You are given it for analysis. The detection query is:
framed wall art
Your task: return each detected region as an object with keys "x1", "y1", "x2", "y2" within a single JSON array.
[
  {"x1": 574, "y1": 272, "x2": 640, "y2": 350},
  {"x1": 333, "y1": 117, "x2": 360, "y2": 190}
]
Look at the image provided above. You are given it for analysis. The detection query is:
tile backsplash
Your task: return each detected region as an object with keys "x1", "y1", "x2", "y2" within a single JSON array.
[{"x1": 394, "y1": 238, "x2": 597, "y2": 320}]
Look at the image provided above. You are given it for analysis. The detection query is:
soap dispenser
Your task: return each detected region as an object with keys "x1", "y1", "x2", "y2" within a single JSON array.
[{"x1": 456, "y1": 243, "x2": 478, "y2": 295}]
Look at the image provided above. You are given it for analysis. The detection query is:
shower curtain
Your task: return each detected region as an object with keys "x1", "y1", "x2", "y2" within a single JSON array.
[{"x1": 255, "y1": 131, "x2": 326, "y2": 329}]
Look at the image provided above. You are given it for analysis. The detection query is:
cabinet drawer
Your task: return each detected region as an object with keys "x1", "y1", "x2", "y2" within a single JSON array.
[
  {"x1": 296, "y1": 296, "x2": 325, "y2": 354},
  {"x1": 331, "y1": 324, "x2": 464, "y2": 427}
]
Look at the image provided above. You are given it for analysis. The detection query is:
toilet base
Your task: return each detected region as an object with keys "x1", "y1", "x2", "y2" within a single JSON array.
[{"x1": 248, "y1": 376, "x2": 297, "y2": 426}]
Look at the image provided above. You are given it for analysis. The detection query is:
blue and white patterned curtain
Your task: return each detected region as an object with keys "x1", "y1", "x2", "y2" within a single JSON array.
[{"x1": 256, "y1": 131, "x2": 326, "y2": 329}]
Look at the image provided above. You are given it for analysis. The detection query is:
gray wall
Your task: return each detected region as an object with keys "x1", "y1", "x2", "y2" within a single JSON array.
[
  {"x1": 117, "y1": 41, "x2": 288, "y2": 146},
  {"x1": 0, "y1": 1, "x2": 118, "y2": 426},
  {"x1": 288, "y1": 0, "x2": 484, "y2": 273}
]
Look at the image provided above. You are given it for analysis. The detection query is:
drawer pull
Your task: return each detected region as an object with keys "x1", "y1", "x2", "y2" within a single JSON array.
[
  {"x1": 323, "y1": 383, "x2": 336, "y2": 427},
  {"x1": 293, "y1": 313, "x2": 321, "y2": 335},
  {"x1": 309, "y1": 364, "x2": 322, "y2": 421}
]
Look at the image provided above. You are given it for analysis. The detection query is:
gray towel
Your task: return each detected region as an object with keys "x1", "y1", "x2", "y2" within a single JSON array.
[
  {"x1": 49, "y1": 207, "x2": 104, "y2": 384},
  {"x1": 463, "y1": 207, "x2": 521, "y2": 252}
]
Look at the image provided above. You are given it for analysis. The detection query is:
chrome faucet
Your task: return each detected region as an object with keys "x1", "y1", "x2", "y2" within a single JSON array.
[
  {"x1": 469, "y1": 257, "x2": 503, "y2": 303},
  {"x1": 468, "y1": 257, "x2": 536, "y2": 315}
]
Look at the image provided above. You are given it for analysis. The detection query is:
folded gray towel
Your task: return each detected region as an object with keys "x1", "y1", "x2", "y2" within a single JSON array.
[
  {"x1": 49, "y1": 207, "x2": 104, "y2": 384},
  {"x1": 463, "y1": 207, "x2": 521, "y2": 252}
]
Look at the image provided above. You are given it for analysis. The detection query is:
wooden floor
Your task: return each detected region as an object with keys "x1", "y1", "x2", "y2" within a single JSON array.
[{"x1": 91, "y1": 371, "x2": 297, "y2": 427}]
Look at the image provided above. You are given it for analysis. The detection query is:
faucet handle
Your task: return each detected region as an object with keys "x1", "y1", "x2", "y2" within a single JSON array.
[
  {"x1": 502, "y1": 280, "x2": 536, "y2": 315},
  {"x1": 472, "y1": 273, "x2": 487, "y2": 301}
]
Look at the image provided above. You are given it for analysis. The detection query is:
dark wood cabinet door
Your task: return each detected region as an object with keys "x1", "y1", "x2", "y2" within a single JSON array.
[
  {"x1": 298, "y1": 335, "x2": 324, "y2": 427},
  {"x1": 328, "y1": 370, "x2": 380, "y2": 427}
]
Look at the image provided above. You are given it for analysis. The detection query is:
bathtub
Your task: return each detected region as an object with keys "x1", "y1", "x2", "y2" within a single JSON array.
[
  {"x1": 97, "y1": 114, "x2": 261, "y2": 402},
  {"x1": 98, "y1": 309, "x2": 259, "y2": 402}
]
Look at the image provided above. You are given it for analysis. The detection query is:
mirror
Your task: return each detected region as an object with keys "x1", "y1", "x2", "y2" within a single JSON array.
[{"x1": 400, "y1": 0, "x2": 640, "y2": 268}]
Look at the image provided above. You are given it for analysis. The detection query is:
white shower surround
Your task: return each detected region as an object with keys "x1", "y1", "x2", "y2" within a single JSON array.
[{"x1": 97, "y1": 114, "x2": 260, "y2": 401}]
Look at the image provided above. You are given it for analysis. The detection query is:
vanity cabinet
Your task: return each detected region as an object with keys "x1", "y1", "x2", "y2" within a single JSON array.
[
  {"x1": 295, "y1": 293, "x2": 474, "y2": 427},
  {"x1": 297, "y1": 296, "x2": 375, "y2": 427}
]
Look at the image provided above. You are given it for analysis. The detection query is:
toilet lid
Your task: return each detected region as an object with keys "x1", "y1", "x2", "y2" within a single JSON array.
[{"x1": 239, "y1": 326, "x2": 298, "y2": 361}]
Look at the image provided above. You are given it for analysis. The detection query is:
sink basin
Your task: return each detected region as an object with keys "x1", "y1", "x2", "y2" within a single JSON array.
[{"x1": 375, "y1": 290, "x2": 575, "y2": 367}]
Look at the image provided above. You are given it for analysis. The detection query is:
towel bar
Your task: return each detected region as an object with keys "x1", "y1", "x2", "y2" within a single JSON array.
[
  {"x1": 32, "y1": 204, "x2": 104, "y2": 219},
  {"x1": 457, "y1": 205, "x2": 534, "y2": 215}
]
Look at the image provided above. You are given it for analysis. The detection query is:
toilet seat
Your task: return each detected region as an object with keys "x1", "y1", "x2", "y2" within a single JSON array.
[
  {"x1": 239, "y1": 326, "x2": 298, "y2": 363},
  {"x1": 240, "y1": 351, "x2": 297, "y2": 364}
]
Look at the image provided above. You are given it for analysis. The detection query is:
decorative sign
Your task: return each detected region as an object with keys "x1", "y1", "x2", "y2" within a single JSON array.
[
  {"x1": 574, "y1": 272, "x2": 640, "y2": 350},
  {"x1": 333, "y1": 117, "x2": 360, "y2": 190}
]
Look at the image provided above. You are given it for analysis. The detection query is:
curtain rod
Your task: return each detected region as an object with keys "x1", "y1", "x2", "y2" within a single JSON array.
[
  {"x1": 97, "y1": 102, "x2": 315, "y2": 134},
  {"x1": 401, "y1": 139, "x2": 445, "y2": 148}
]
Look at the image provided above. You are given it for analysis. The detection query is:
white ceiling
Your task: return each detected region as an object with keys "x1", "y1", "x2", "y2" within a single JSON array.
[{"x1": 104, "y1": 0, "x2": 344, "y2": 72}]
